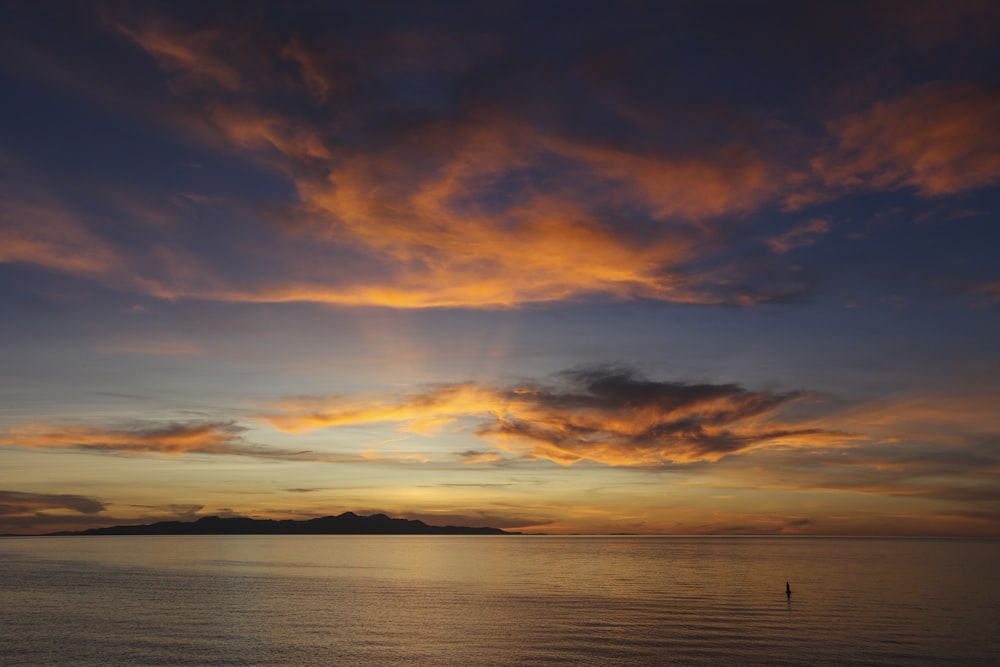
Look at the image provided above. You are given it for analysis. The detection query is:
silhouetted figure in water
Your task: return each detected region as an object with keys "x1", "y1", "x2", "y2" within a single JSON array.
[{"x1": 786, "y1": 581, "x2": 792, "y2": 600}]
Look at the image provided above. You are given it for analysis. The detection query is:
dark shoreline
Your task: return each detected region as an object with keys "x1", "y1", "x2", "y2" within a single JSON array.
[{"x1": 17, "y1": 512, "x2": 519, "y2": 537}]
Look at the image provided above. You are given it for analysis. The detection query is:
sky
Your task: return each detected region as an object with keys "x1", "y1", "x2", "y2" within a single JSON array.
[{"x1": 1, "y1": 0, "x2": 999, "y2": 536}]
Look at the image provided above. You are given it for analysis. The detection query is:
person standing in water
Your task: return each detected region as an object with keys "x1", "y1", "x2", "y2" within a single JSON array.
[{"x1": 786, "y1": 582, "x2": 792, "y2": 599}]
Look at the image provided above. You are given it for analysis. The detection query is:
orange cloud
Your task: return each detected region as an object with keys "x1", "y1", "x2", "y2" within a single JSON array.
[
  {"x1": 207, "y1": 105, "x2": 332, "y2": 162},
  {"x1": 113, "y1": 20, "x2": 242, "y2": 91},
  {"x1": 261, "y1": 367, "x2": 841, "y2": 465},
  {"x1": 539, "y1": 137, "x2": 777, "y2": 221},
  {"x1": 83, "y1": 117, "x2": 783, "y2": 309},
  {"x1": 1, "y1": 419, "x2": 447, "y2": 466},
  {"x1": 99, "y1": 19, "x2": 805, "y2": 309},
  {"x1": 816, "y1": 83, "x2": 1000, "y2": 196},
  {"x1": 275, "y1": 116, "x2": 795, "y2": 308},
  {"x1": 686, "y1": 391, "x2": 1000, "y2": 510},
  {"x1": 815, "y1": 392, "x2": 1000, "y2": 447},
  {"x1": 0, "y1": 183, "x2": 214, "y2": 301},
  {"x1": 0, "y1": 195, "x2": 123, "y2": 277},
  {"x1": 0, "y1": 420, "x2": 319, "y2": 460},
  {"x1": 263, "y1": 383, "x2": 499, "y2": 434},
  {"x1": 29, "y1": 12, "x2": 989, "y2": 312},
  {"x1": 457, "y1": 450, "x2": 508, "y2": 465},
  {"x1": 768, "y1": 218, "x2": 831, "y2": 254}
]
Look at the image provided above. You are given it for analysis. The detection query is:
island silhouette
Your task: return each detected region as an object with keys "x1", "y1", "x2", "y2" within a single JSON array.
[{"x1": 46, "y1": 512, "x2": 518, "y2": 536}]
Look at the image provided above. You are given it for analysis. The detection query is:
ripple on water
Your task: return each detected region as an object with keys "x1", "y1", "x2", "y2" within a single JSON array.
[{"x1": 1, "y1": 536, "x2": 998, "y2": 666}]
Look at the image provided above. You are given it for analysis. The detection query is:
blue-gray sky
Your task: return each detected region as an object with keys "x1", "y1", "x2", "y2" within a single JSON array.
[{"x1": 1, "y1": 0, "x2": 999, "y2": 535}]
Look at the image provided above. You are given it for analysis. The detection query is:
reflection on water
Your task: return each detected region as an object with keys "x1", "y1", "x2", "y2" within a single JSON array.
[{"x1": 2, "y1": 536, "x2": 998, "y2": 665}]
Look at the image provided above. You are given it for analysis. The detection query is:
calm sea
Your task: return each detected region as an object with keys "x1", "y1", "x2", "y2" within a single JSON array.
[{"x1": 1, "y1": 536, "x2": 998, "y2": 666}]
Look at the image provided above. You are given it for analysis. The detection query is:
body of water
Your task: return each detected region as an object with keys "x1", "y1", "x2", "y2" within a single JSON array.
[{"x1": 1, "y1": 535, "x2": 998, "y2": 665}]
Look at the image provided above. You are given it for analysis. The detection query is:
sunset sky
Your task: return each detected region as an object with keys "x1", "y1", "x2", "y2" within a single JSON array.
[{"x1": 2, "y1": 1, "x2": 999, "y2": 536}]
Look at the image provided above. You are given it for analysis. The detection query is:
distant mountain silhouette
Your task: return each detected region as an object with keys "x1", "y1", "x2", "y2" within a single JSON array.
[{"x1": 48, "y1": 512, "x2": 518, "y2": 536}]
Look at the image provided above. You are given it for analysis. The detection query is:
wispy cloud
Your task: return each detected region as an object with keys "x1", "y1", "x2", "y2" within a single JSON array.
[
  {"x1": 813, "y1": 392, "x2": 1000, "y2": 447},
  {"x1": 81, "y1": 12, "x2": 811, "y2": 308},
  {"x1": 0, "y1": 190, "x2": 123, "y2": 279},
  {"x1": 0, "y1": 495, "x2": 230, "y2": 534},
  {"x1": 1, "y1": 420, "x2": 289, "y2": 459},
  {"x1": 0, "y1": 419, "x2": 441, "y2": 465},
  {"x1": 2, "y1": 5, "x2": 996, "y2": 315},
  {"x1": 954, "y1": 280, "x2": 1000, "y2": 305},
  {"x1": 0, "y1": 176, "x2": 210, "y2": 301},
  {"x1": 768, "y1": 218, "x2": 832, "y2": 254},
  {"x1": 689, "y1": 391, "x2": 1000, "y2": 512},
  {"x1": 263, "y1": 383, "x2": 495, "y2": 434},
  {"x1": 113, "y1": 18, "x2": 242, "y2": 91},
  {"x1": 0, "y1": 490, "x2": 106, "y2": 516},
  {"x1": 815, "y1": 83, "x2": 1000, "y2": 196}
]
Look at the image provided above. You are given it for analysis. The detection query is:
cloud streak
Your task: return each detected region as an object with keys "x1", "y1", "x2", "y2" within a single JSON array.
[
  {"x1": 0, "y1": 490, "x2": 106, "y2": 517},
  {"x1": 768, "y1": 218, "x2": 832, "y2": 254},
  {"x1": 0, "y1": 190, "x2": 123, "y2": 279},
  {"x1": 682, "y1": 391, "x2": 1000, "y2": 514},
  {"x1": 0, "y1": 419, "x2": 447, "y2": 466},
  {"x1": 1, "y1": 420, "x2": 295, "y2": 459}
]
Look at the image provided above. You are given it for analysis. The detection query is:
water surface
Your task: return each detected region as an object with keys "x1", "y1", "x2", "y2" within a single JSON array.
[{"x1": 2, "y1": 536, "x2": 998, "y2": 665}]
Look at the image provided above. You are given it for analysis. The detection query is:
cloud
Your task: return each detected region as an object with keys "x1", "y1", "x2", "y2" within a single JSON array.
[
  {"x1": 0, "y1": 490, "x2": 106, "y2": 516},
  {"x1": 696, "y1": 392, "x2": 1000, "y2": 507},
  {"x1": 262, "y1": 366, "x2": 837, "y2": 465},
  {"x1": 720, "y1": 439, "x2": 1000, "y2": 517},
  {"x1": 2, "y1": 13, "x2": 806, "y2": 310},
  {"x1": 0, "y1": 497, "x2": 232, "y2": 535},
  {"x1": 5, "y1": 7, "x2": 994, "y2": 312},
  {"x1": 816, "y1": 83, "x2": 1000, "y2": 196},
  {"x1": 0, "y1": 190, "x2": 123, "y2": 279},
  {"x1": 458, "y1": 450, "x2": 510, "y2": 465},
  {"x1": 953, "y1": 280, "x2": 1000, "y2": 306},
  {"x1": 1, "y1": 420, "x2": 288, "y2": 459},
  {"x1": 127, "y1": 503, "x2": 205, "y2": 519},
  {"x1": 263, "y1": 382, "x2": 497, "y2": 434},
  {"x1": 813, "y1": 392, "x2": 1000, "y2": 447},
  {"x1": 0, "y1": 419, "x2": 440, "y2": 465},
  {"x1": 0, "y1": 177, "x2": 206, "y2": 301},
  {"x1": 203, "y1": 104, "x2": 333, "y2": 162},
  {"x1": 113, "y1": 18, "x2": 242, "y2": 91},
  {"x1": 279, "y1": 36, "x2": 335, "y2": 101},
  {"x1": 480, "y1": 367, "x2": 837, "y2": 465},
  {"x1": 276, "y1": 122, "x2": 788, "y2": 307},
  {"x1": 768, "y1": 218, "x2": 831, "y2": 254},
  {"x1": 89, "y1": 12, "x2": 807, "y2": 309}
]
